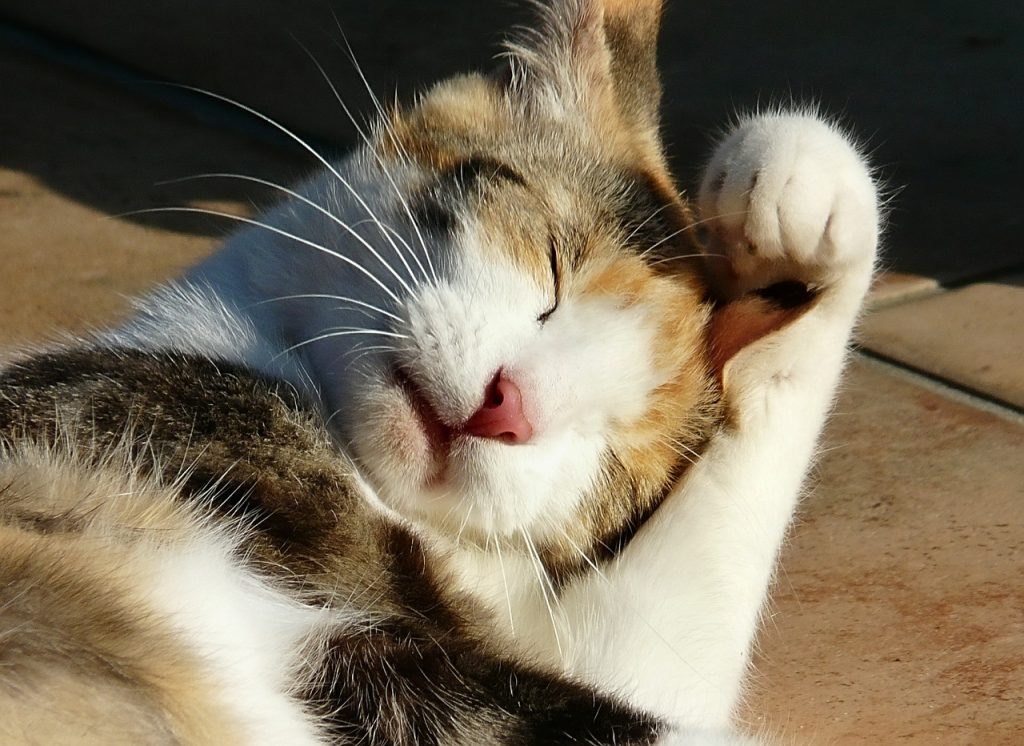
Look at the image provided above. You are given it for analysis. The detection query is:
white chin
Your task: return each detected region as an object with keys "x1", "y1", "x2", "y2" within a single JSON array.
[{"x1": 391, "y1": 436, "x2": 595, "y2": 543}]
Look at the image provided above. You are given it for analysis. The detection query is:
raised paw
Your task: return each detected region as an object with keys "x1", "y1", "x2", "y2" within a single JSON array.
[{"x1": 697, "y1": 112, "x2": 879, "y2": 301}]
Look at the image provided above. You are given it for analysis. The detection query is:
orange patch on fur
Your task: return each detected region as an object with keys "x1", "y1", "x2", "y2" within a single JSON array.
[{"x1": 547, "y1": 235, "x2": 721, "y2": 576}]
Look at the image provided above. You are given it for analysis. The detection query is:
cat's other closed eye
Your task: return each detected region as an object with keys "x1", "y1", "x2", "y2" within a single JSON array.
[{"x1": 537, "y1": 241, "x2": 560, "y2": 323}]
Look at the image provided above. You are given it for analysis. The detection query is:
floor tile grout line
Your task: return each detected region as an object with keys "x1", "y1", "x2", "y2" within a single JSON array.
[
  {"x1": 941, "y1": 261, "x2": 1024, "y2": 290},
  {"x1": 853, "y1": 349, "x2": 1024, "y2": 424},
  {"x1": 0, "y1": 16, "x2": 341, "y2": 158}
]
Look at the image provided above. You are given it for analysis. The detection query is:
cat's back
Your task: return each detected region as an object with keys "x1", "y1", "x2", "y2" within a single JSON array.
[{"x1": 0, "y1": 346, "x2": 367, "y2": 745}]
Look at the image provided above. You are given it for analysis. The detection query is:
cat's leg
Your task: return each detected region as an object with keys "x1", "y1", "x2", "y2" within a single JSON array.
[
  {"x1": 313, "y1": 622, "x2": 696, "y2": 745},
  {"x1": 557, "y1": 111, "x2": 879, "y2": 730}
]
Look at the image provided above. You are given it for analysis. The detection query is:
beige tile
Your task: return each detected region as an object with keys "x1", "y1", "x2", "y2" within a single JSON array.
[
  {"x1": 0, "y1": 50, "x2": 299, "y2": 349},
  {"x1": 860, "y1": 281, "x2": 1024, "y2": 409},
  {"x1": 745, "y1": 357, "x2": 1024, "y2": 743}
]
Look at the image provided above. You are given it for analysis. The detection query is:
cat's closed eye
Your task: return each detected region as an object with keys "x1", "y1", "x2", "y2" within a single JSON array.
[{"x1": 537, "y1": 242, "x2": 560, "y2": 323}]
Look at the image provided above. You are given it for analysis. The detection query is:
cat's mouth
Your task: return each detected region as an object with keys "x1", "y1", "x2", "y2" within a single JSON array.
[{"x1": 392, "y1": 368, "x2": 455, "y2": 487}]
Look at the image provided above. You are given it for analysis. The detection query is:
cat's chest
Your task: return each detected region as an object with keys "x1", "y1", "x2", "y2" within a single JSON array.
[{"x1": 443, "y1": 543, "x2": 569, "y2": 663}]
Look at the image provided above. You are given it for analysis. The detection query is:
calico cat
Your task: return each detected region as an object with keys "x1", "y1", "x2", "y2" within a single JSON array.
[{"x1": 0, "y1": 0, "x2": 879, "y2": 743}]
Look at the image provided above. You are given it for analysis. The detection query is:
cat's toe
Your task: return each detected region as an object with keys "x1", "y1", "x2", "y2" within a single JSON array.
[{"x1": 697, "y1": 112, "x2": 879, "y2": 299}]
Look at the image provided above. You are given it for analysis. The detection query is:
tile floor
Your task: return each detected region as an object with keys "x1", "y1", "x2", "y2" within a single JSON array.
[{"x1": 2, "y1": 45, "x2": 1021, "y2": 745}]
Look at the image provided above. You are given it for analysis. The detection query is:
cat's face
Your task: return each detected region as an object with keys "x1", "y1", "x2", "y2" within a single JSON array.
[{"x1": 288, "y1": 0, "x2": 721, "y2": 561}]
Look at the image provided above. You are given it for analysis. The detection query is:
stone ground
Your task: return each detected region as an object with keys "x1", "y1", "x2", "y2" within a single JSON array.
[{"x1": 0, "y1": 4, "x2": 1022, "y2": 743}]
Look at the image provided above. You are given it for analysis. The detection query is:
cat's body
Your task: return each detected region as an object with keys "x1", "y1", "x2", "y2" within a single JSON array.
[{"x1": 0, "y1": 0, "x2": 879, "y2": 743}]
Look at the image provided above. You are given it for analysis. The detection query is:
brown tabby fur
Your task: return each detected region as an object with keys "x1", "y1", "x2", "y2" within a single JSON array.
[{"x1": 0, "y1": 348, "x2": 665, "y2": 744}]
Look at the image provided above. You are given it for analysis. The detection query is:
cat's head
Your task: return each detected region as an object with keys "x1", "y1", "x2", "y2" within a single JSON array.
[{"x1": 267, "y1": 0, "x2": 724, "y2": 567}]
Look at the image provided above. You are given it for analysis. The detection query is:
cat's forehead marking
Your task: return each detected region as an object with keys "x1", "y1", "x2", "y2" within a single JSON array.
[{"x1": 378, "y1": 75, "x2": 506, "y2": 164}]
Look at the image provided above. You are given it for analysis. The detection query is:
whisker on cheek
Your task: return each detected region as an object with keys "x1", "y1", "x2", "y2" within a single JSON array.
[
  {"x1": 341, "y1": 344, "x2": 401, "y2": 374},
  {"x1": 329, "y1": 10, "x2": 442, "y2": 286},
  {"x1": 251, "y1": 292, "x2": 404, "y2": 324},
  {"x1": 274, "y1": 328, "x2": 408, "y2": 364},
  {"x1": 298, "y1": 40, "x2": 434, "y2": 287},
  {"x1": 160, "y1": 83, "x2": 430, "y2": 291},
  {"x1": 159, "y1": 171, "x2": 423, "y2": 297},
  {"x1": 119, "y1": 205, "x2": 404, "y2": 305}
]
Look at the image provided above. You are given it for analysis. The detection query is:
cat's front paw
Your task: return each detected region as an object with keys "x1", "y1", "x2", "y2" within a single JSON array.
[{"x1": 697, "y1": 112, "x2": 878, "y2": 301}]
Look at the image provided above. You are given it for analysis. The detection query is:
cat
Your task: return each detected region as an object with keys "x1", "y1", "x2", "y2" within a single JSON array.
[{"x1": 0, "y1": 0, "x2": 879, "y2": 743}]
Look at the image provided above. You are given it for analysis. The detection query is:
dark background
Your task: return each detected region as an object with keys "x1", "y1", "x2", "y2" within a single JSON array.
[{"x1": 2, "y1": 0, "x2": 1021, "y2": 282}]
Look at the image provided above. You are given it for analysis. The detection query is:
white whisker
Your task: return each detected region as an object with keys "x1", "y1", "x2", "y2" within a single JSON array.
[
  {"x1": 638, "y1": 210, "x2": 750, "y2": 259},
  {"x1": 252, "y1": 293, "x2": 403, "y2": 324},
  {"x1": 162, "y1": 84, "x2": 424, "y2": 292},
  {"x1": 493, "y1": 536, "x2": 516, "y2": 637},
  {"x1": 159, "y1": 172, "x2": 417, "y2": 295},
  {"x1": 520, "y1": 528, "x2": 563, "y2": 661},
  {"x1": 551, "y1": 525, "x2": 607, "y2": 582},
  {"x1": 328, "y1": 28, "x2": 439, "y2": 284},
  {"x1": 320, "y1": 325, "x2": 408, "y2": 339},
  {"x1": 295, "y1": 43, "x2": 428, "y2": 287},
  {"x1": 341, "y1": 343, "x2": 402, "y2": 372},
  {"x1": 328, "y1": 10, "x2": 412, "y2": 164},
  {"x1": 324, "y1": 407, "x2": 346, "y2": 430},
  {"x1": 646, "y1": 251, "x2": 730, "y2": 268},
  {"x1": 453, "y1": 500, "x2": 476, "y2": 546},
  {"x1": 276, "y1": 328, "x2": 407, "y2": 359},
  {"x1": 650, "y1": 436, "x2": 699, "y2": 466},
  {"x1": 623, "y1": 202, "x2": 673, "y2": 243},
  {"x1": 119, "y1": 206, "x2": 403, "y2": 305}
]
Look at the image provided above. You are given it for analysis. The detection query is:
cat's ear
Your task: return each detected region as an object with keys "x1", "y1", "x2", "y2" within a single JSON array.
[
  {"x1": 601, "y1": 0, "x2": 664, "y2": 139},
  {"x1": 503, "y1": 0, "x2": 665, "y2": 152},
  {"x1": 707, "y1": 288, "x2": 819, "y2": 389}
]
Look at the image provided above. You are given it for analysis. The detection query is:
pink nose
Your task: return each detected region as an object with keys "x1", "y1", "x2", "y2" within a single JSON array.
[{"x1": 463, "y1": 372, "x2": 533, "y2": 444}]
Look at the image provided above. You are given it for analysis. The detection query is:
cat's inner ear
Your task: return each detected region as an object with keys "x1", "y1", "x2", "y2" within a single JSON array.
[
  {"x1": 707, "y1": 284, "x2": 820, "y2": 389},
  {"x1": 504, "y1": 0, "x2": 665, "y2": 151}
]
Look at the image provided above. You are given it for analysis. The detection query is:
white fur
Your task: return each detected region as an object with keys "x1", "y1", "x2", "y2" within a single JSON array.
[
  {"x1": 369, "y1": 223, "x2": 664, "y2": 539},
  {"x1": 157, "y1": 181, "x2": 668, "y2": 544},
  {"x1": 141, "y1": 527, "x2": 337, "y2": 745}
]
